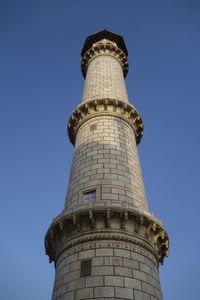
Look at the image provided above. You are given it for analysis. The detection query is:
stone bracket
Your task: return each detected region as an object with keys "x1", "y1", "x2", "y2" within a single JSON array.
[
  {"x1": 45, "y1": 207, "x2": 169, "y2": 265},
  {"x1": 81, "y1": 39, "x2": 129, "y2": 78},
  {"x1": 67, "y1": 98, "x2": 144, "y2": 145}
]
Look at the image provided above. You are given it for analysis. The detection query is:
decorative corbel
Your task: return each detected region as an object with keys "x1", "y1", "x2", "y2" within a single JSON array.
[
  {"x1": 161, "y1": 240, "x2": 169, "y2": 255},
  {"x1": 158, "y1": 239, "x2": 169, "y2": 265},
  {"x1": 145, "y1": 221, "x2": 157, "y2": 238},
  {"x1": 71, "y1": 114, "x2": 78, "y2": 123},
  {"x1": 113, "y1": 100, "x2": 118, "y2": 111},
  {"x1": 121, "y1": 211, "x2": 128, "y2": 229},
  {"x1": 134, "y1": 216, "x2": 139, "y2": 233},
  {"x1": 140, "y1": 216, "x2": 144, "y2": 225},
  {"x1": 104, "y1": 99, "x2": 108, "y2": 111},
  {"x1": 105, "y1": 209, "x2": 111, "y2": 228},
  {"x1": 88, "y1": 210, "x2": 95, "y2": 228},
  {"x1": 76, "y1": 108, "x2": 81, "y2": 119},
  {"x1": 84, "y1": 103, "x2": 89, "y2": 115},
  {"x1": 72, "y1": 213, "x2": 80, "y2": 231},
  {"x1": 131, "y1": 111, "x2": 138, "y2": 122},
  {"x1": 153, "y1": 229, "x2": 165, "y2": 246},
  {"x1": 94, "y1": 100, "x2": 98, "y2": 111},
  {"x1": 121, "y1": 104, "x2": 125, "y2": 115}
]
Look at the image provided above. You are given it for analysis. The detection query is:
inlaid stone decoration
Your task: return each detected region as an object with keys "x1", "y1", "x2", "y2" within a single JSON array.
[{"x1": 45, "y1": 29, "x2": 169, "y2": 300}]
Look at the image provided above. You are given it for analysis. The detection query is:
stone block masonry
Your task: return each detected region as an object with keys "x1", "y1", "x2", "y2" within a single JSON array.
[
  {"x1": 45, "y1": 30, "x2": 169, "y2": 300},
  {"x1": 65, "y1": 115, "x2": 148, "y2": 213},
  {"x1": 52, "y1": 241, "x2": 162, "y2": 300},
  {"x1": 82, "y1": 55, "x2": 129, "y2": 103}
]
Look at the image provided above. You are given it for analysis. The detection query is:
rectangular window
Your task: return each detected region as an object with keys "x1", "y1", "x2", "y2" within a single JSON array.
[
  {"x1": 80, "y1": 259, "x2": 92, "y2": 277},
  {"x1": 90, "y1": 123, "x2": 97, "y2": 131},
  {"x1": 83, "y1": 190, "x2": 96, "y2": 203}
]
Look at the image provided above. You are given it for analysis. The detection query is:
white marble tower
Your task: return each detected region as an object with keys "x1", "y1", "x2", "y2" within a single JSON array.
[{"x1": 45, "y1": 30, "x2": 169, "y2": 300}]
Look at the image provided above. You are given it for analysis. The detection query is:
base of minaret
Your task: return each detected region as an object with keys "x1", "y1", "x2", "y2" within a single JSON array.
[{"x1": 45, "y1": 207, "x2": 168, "y2": 300}]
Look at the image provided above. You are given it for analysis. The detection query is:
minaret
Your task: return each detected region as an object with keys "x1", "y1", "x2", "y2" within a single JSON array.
[{"x1": 45, "y1": 30, "x2": 169, "y2": 300}]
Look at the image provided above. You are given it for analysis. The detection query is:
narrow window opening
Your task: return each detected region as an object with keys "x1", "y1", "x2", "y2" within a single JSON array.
[
  {"x1": 90, "y1": 123, "x2": 97, "y2": 131},
  {"x1": 83, "y1": 190, "x2": 96, "y2": 203},
  {"x1": 80, "y1": 259, "x2": 92, "y2": 277}
]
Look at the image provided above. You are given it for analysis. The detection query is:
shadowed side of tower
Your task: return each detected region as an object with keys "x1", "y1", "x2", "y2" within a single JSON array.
[{"x1": 45, "y1": 30, "x2": 169, "y2": 300}]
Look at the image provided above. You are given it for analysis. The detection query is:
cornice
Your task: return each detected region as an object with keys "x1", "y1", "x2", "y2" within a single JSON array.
[
  {"x1": 55, "y1": 233, "x2": 158, "y2": 267},
  {"x1": 81, "y1": 40, "x2": 128, "y2": 78},
  {"x1": 45, "y1": 207, "x2": 169, "y2": 265},
  {"x1": 67, "y1": 98, "x2": 144, "y2": 146}
]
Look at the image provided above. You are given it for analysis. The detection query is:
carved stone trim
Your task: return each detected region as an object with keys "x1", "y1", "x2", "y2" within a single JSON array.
[
  {"x1": 67, "y1": 98, "x2": 144, "y2": 146},
  {"x1": 81, "y1": 39, "x2": 128, "y2": 78},
  {"x1": 45, "y1": 207, "x2": 169, "y2": 265},
  {"x1": 56, "y1": 235, "x2": 159, "y2": 269},
  {"x1": 56, "y1": 233, "x2": 158, "y2": 267}
]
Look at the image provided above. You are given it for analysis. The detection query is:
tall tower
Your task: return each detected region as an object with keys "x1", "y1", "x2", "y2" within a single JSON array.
[{"x1": 45, "y1": 30, "x2": 169, "y2": 300}]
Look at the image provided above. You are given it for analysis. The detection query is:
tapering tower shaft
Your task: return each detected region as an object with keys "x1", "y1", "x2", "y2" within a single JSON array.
[
  {"x1": 45, "y1": 30, "x2": 169, "y2": 300},
  {"x1": 82, "y1": 46, "x2": 129, "y2": 103}
]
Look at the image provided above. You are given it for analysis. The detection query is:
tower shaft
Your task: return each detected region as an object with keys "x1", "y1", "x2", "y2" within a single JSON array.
[
  {"x1": 82, "y1": 53, "x2": 129, "y2": 103},
  {"x1": 45, "y1": 30, "x2": 169, "y2": 300}
]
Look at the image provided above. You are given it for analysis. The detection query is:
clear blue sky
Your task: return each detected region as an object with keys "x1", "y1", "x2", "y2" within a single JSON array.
[{"x1": 0, "y1": 1, "x2": 199, "y2": 299}]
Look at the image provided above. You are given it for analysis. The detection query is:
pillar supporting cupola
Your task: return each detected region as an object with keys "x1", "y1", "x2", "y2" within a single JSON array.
[{"x1": 45, "y1": 29, "x2": 169, "y2": 300}]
